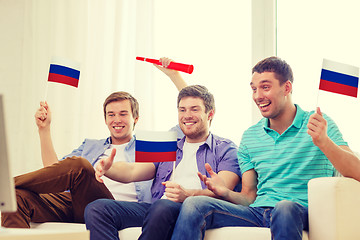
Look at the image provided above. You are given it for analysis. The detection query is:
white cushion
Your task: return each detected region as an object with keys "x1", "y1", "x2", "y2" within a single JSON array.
[
  {"x1": 31, "y1": 223, "x2": 309, "y2": 240},
  {"x1": 308, "y1": 177, "x2": 360, "y2": 240}
]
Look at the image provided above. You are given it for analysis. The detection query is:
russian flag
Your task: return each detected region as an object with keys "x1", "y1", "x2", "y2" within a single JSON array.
[
  {"x1": 48, "y1": 57, "x2": 80, "y2": 88},
  {"x1": 319, "y1": 59, "x2": 359, "y2": 98},
  {"x1": 135, "y1": 131, "x2": 177, "y2": 162}
]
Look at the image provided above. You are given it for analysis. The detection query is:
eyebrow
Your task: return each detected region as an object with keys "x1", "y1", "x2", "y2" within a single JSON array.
[
  {"x1": 178, "y1": 105, "x2": 202, "y2": 109},
  {"x1": 106, "y1": 110, "x2": 129, "y2": 114},
  {"x1": 250, "y1": 80, "x2": 272, "y2": 86}
]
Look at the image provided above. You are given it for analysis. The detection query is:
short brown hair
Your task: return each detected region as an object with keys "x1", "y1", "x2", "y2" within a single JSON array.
[
  {"x1": 177, "y1": 85, "x2": 215, "y2": 113},
  {"x1": 252, "y1": 56, "x2": 294, "y2": 85},
  {"x1": 103, "y1": 92, "x2": 139, "y2": 119}
]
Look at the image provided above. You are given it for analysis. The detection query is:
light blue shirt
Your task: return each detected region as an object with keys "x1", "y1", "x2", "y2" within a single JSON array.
[
  {"x1": 61, "y1": 136, "x2": 152, "y2": 203},
  {"x1": 238, "y1": 105, "x2": 347, "y2": 207}
]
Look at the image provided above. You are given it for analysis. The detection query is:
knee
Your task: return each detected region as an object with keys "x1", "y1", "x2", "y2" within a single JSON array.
[
  {"x1": 62, "y1": 157, "x2": 93, "y2": 175},
  {"x1": 147, "y1": 200, "x2": 180, "y2": 220},
  {"x1": 84, "y1": 199, "x2": 111, "y2": 225},
  {"x1": 272, "y1": 200, "x2": 301, "y2": 220},
  {"x1": 181, "y1": 196, "x2": 211, "y2": 215}
]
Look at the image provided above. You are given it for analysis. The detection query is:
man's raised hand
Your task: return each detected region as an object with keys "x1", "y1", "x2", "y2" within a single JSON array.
[{"x1": 95, "y1": 148, "x2": 116, "y2": 183}]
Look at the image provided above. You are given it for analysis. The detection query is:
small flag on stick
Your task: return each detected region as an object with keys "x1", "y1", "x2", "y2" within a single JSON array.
[
  {"x1": 48, "y1": 57, "x2": 81, "y2": 88},
  {"x1": 319, "y1": 59, "x2": 359, "y2": 98},
  {"x1": 136, "y1": 131, "x2": 177, "y2": 162}
]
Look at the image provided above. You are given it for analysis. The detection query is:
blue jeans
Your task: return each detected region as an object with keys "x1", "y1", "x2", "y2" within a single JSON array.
[
  {"x1": 139, "y1": 199, "x2": 182, "y2": 240},
  {"x1": 84, "y1": 199, "x2": 151, "y2": 240},
  {"x1": 171, "y1": 196, "x2": 308, "y2": 240}
]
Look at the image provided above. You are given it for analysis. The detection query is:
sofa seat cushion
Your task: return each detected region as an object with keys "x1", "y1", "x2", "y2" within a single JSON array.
[{"x1": 30, "y1": 223, "x2": 308, "y2": 240}]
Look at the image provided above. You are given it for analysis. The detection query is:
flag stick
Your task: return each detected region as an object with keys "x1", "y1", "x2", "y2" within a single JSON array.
[
  {"x1": 315, "y1": 89, "x2": 320, "y2": 109},
  {"x1": 43, "y1": 81, "x2": 49, "y2": 101},
  {"x1": 171, "y1": 161, "x2": 176, "y2": 181}
]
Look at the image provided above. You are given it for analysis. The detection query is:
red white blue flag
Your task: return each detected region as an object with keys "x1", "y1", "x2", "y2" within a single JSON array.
[
  {"x1": 48, "y1": 57, "x2": 80, "y2": 88},
  {"x1": 135, "y1": 131, "x2": 177, "y2": 162},
  {"x1": 319, "y1": 59, "x2": 359, "y2": 98}
]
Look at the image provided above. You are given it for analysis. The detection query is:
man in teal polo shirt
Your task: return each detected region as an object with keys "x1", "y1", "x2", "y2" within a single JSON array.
[{"x1": 170, "y1": 56, "x2": 360, "y2": 240}]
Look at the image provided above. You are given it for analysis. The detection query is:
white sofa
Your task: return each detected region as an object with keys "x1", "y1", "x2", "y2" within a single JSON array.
[{"x1": 31, "y1": 177, "x2": 360, "y2": 240}]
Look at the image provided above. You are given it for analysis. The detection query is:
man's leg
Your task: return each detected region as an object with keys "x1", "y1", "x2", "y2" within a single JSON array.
[
  {"x1": 171, "y1": 196, "x2": 265, "y2": 240},
  {"x1": 139, "y1": 199, "x2": 182, "y2": 240},
  {"x1": 84, "y1": 199, "x2": 151, "y2": 240},
  {"x1": 2, "y1": 191, "x2": 73, "y2": 228},
  {"x1": 270, "y1": 200, "x2": 308, "y2": 240},
  {"x1": 4, "y1": 156, "x2": 114, "y2": 226}
]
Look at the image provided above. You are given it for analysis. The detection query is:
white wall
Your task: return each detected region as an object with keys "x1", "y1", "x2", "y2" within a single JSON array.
[
  {"x1": 277, "y1": 0, "x2": 360, "y2": 153},
  {"x1": 151, "y1": 0, "x2": 253, "y2": 146}
]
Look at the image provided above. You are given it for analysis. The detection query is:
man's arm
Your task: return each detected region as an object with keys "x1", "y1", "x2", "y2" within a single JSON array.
[
  {"x1": 308, "y1": 107, "x2": 360, "y2": 181},
  {"x1": 35, "y1": 102, "x2": 59, "y2": 167},
  {"x1": 95, "y1": 148, "x2": 156, "y2": 183},
  {"x1": 199, "y1": 164, "x2": 257, "y2": 206},
  {"x1": 162, "y1": 169, "x2": 240, "y2": 202},
  {"x1": 155, "y1": 57, "x2": 188, "y2": 91}
]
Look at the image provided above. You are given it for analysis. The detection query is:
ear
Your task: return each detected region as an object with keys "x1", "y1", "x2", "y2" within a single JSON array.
[
  {"x1": 208, "y1": 109, "x2": 215, "y2": 121},
  {"x1": 284, "y1": 80, "x2": 292, "y2": 95}
]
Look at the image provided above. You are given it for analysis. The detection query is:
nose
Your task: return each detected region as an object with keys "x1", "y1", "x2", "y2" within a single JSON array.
[
  {"x1": 114, "y1": 115, "x2": 122, "y2": 123},
  {"x1": 181, "y1": 109, "x2": 192, "y2": 119},
  {"x1": 253, "y1": 90, "x2": 263, "y2": 101}
]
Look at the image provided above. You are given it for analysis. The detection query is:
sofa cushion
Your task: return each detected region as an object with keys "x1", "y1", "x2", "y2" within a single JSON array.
[{"x1": 30, "y1": 223, "x2": 309, "y2": 240}]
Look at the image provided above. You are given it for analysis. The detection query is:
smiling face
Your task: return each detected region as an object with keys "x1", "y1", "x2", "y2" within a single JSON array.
[
  {"x1": 178, "y1": 96, "x2": 214, "y2": 143},
  {"x1": 105, "y1": 100, "x2": 138, "y2": 145},
  {"x1": 251, "y1": 71, "x2": 291, "y2": 120}
]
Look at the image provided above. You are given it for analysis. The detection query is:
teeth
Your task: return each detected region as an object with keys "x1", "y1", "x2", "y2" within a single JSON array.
[
  {"x1": 184, "y1": 122, "x2": 195, "y2": 126},
  {"x1": 114, "y1": 126, "x2": 123, "y2": 129},
  {"x1": 259, "y1": 103, "x2": 270, "y2": 107}
]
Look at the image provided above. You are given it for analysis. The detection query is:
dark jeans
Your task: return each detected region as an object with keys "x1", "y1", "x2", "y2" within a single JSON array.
[
  {"x1": 171, "y1": 196, "x2": 309, "y2": 240},
  {"x1": 84, "y1": 198, "x2": 182, "y2": 240},
  {"x1": 1, "y1": 157, "x2": 114, "y2": 228},
  {"x1": 139, "y1": 199, "x2": 182, "y2": 240},
  {"x1": 84, "y1": 199, "x2": 151, "y2": 240}
]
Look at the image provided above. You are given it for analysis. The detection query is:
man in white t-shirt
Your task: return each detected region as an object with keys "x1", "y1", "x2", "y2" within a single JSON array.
[{"x1": 85, "y1": 82, "x2": 242, "y2": 240}]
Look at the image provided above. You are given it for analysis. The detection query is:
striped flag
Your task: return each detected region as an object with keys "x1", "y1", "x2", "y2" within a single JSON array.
[
  {"x1": 135, "y1": 131, "x2": 177, "y2": 162},
  {"x1": 319, "y1": 59, "x2": 359, "y2": 98},
  {"x1": 48, "y1": 57, "x2": 80, "y2": 88}
]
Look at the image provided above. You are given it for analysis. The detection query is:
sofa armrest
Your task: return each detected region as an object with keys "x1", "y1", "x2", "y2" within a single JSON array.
[{"x1": 308, "y1": 177, "x2": 360, "y2": 240}]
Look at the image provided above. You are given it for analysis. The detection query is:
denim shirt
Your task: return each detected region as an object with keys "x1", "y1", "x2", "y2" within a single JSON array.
[
  {"x1": 61, "y1": 136, "x2": 152, "y2": 203},
  {"x1": 151, "y1": 133, "x2": 241, "y2": 202}
]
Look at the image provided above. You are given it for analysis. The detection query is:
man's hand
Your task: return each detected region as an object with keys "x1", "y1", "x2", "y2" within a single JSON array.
[
  {"x1": 307, "y1": 107, "x2": 329, "y2": 148},
  {"x1": 95, "y1": 148, "x2": 116, "y2": 183},
  {"x1": 35, "y1": 101, "x2": 51, "y2": 129},
  {"x1": 162, "y1": 181, "x2": 191, "y2": 203},
  {"x1": 198, "y1": 163, "x2": 230, "y2": 199},
  {"x1": 154, "y1": 57, "x2": 187, "y2": 91},
  {"x1": 154, "y1": 57, "x2": 178, "y2": 77}
]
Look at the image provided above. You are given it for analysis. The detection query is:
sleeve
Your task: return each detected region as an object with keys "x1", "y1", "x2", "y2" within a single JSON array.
[
  {"x1": 169, "y1": 124, "x2": 185, "y2": 139},
  {"x1": 237, "y1": 140, "x2": 254, "y2": 175},
  {"x1": 217, "y1": 140, "x2": 242, "y2": 177},
  {"x1": 324, "y1": 114, "x2": 348, "y2": 146}
]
